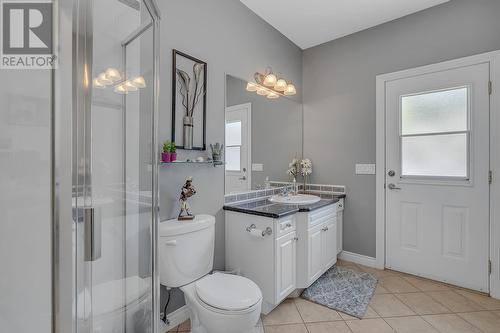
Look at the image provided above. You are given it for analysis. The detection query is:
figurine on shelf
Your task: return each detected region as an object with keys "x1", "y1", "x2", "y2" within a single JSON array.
[{"x1": 178, "y1": 177, "x2": 197, "y2": 220}]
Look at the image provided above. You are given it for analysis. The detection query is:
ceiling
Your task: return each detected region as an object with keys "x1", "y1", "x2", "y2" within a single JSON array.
[{"x1": 240, "y1": 0, "x2": 450, "y2": 49}]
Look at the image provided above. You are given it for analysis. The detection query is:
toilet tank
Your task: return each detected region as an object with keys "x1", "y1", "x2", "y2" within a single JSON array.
[{"x1": 159, "y1": 214, "x2": 215, "y2": 287}]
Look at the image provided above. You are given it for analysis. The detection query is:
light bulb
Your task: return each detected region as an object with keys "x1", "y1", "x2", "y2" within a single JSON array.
[
  {"x1": 131, "y1": 76, "x2": 146, "y2": 88},
  {"x1": 97, "y1": 72, "x2": 112, "y2": 85},
  {"x1": 93, "y1": 78, "x2": 106, "y2": 89},
  {"x1": 246, "y1": 82, "x2": 258, "y2": 92},
  {"x1": 114, "y1": 84, "x2": 128, "y2": 94},
  {"x1": 124, "y1": 80, "x2": 138, "y2": 91},
  {"x1": 263, "y1": 73, "x2": 277, "y2": 87},
  {"x1": 105, "y1": 68, "x2": 122, "y2": 82},
  {"x1": 274, "y1": 79, "x2": 287, "y2": 91},
  {"x1": 267, "y1": 92, "x2": 279, "y2": 99},
  {"x1": 284, "y1": 83, "x2": 297, "y2": 96},
  {"x1": 256, "y1": 87, "x2": 269, "y2": 96}
]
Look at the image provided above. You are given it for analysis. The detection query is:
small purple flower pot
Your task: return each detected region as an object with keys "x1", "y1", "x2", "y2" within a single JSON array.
[
  {"x1": 170, "y1": 152, "x2": 177, "y2": 162},
  {"x1": 161, "y1": 152, "x2": 171, "y2": 163}
]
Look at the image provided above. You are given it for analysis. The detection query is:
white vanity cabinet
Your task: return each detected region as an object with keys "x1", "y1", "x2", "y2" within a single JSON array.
[
  {"x1": 296, "y1": 203, "x2": 337, "y2": 288},
  {"x1": 225, "y1": 211, "x2": 297, "y2": 314}
]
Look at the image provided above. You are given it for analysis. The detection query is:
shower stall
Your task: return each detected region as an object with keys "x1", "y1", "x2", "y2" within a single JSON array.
[{"x1": 0, "y1": 0, "x2": 161, "y2": 332}]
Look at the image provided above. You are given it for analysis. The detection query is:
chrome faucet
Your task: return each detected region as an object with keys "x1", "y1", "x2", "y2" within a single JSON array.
[{"x1": 280, "y1": 187, "x2": 291, "y2": 197}]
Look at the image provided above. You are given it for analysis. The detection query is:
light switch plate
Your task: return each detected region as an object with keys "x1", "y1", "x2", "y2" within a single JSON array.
[
  {"x1": 252, "y1": 163, "x2": 264, "y2": 171},
  {"x1": 355, "y1": 163, "x2": 375, "y2": 175}
]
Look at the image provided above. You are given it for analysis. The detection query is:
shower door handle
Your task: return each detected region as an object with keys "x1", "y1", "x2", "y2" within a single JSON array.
[{"x1": 84, "y1": 207, "x2": 102, "y2": 261}]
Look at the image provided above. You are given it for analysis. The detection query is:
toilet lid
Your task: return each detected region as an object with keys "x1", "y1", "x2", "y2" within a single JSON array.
[{"x1": 195, "y1": 273, "x2": 262, "y2": 311}]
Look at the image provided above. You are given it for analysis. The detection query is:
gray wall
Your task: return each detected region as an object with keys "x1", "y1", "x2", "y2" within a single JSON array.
[
  {"x1": 302, "y1": 0, "x2": 500, "y2": 257},
  {"x1": 226, "y1": 75, "x2": 303, "y2": 189},
  {"x1": 158, "y1": 0, "x2": 302, "y2": 313}
]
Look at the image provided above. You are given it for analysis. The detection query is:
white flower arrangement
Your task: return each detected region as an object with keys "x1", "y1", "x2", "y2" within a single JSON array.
[
  {"x1": 300, "y1": 158, "x2": 313, "y2": 177},
  {"x1": 287, "y1": 158, "x2": 313, "y2": 179},
  {"x1": 287, "y1": 158, "x2": 299, "y2": 178}
]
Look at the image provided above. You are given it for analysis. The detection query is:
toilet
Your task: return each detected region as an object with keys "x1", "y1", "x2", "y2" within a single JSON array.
[{"x1": 159, "y1": 215, "x2": 262, "y2": 333}]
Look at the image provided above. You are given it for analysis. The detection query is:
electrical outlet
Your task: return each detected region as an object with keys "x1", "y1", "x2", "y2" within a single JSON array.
[
  {"x1": 355, "y1": 163, "x2": 375, "y2": 175},
  {"x1": 252, "y1": 163, "x2": 264, "y2": 171}
]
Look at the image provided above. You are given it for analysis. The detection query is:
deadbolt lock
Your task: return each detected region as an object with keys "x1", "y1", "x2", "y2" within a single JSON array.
[{"x1": 387, "y1": 170, "x2": 395, "y2": 177}]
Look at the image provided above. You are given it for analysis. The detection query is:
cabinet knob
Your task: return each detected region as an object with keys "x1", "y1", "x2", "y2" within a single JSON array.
[
  {"x1": 322, "y1": 226, "x2": 329, "y2": 232},
  {"x1": 293, "y1": 237, "x2": 299, "y2": 241}
]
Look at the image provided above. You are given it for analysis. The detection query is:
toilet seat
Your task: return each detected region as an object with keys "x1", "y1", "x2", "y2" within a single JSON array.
[{"x1": 195, "y1": 273, "x2": 262, "y2": 312}]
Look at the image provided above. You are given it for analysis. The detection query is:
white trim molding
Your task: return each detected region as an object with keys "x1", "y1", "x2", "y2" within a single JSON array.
[
  {"x1": 376, "y1": 50, "x2": 500, "y2": 299},
  {"x1": 339, "y1": 251, "x2": 377, "y2": 268},
  {"x1": 160, "y1": 305, "x2": 190, "y2": 332}
]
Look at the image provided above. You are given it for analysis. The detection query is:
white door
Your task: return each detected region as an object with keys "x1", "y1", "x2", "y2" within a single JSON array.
[
  {"x1": 276, "y1": 232, "x2": 297, "y2": 302},
  {"x1": 225, "y1": 103, "x2": 251, "y2": 193},
  {"x1": 385, "y1": 63, "x2": 490, "y2": 292}
]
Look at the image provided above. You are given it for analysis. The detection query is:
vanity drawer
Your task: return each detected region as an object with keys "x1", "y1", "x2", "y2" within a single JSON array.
[
  {"x1": 308, "y1": 204, "x2": 336, "y2": 227},
  {"x1": 276, "y1": 215, "x2": 296, "y2": 238}
]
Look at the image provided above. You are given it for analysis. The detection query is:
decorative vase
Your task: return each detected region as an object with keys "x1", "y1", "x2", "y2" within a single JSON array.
[
  {"x1": 170, "y1": 152, "x2": 177, "y2": 162},
  {"x1": 183, "y1": 116, "x2": 194, "y2": 149},
  {"x1": 162, "y1": 152, "x2": 171, "y2": 163}
]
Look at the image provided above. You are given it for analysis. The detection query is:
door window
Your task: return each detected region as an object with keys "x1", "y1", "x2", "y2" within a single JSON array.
[
  {"x1": 400, "y1": 87, "x2": 469, "y2": 178},
  {"x1": 225, "y1": 121, "x2": 242, "y2": 171}
]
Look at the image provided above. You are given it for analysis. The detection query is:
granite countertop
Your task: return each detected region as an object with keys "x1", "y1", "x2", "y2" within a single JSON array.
[{"x1": 223, "y1": 196, "x2": 342, "y2": 219}]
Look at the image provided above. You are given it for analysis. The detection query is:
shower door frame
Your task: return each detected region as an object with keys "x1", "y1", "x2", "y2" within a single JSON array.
[{"x1": 52, "y1": 0, "x2": 161, "y2": 332}]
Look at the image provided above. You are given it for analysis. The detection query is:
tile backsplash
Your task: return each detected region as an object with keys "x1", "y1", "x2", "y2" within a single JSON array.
[{"x1": 224, "y1": 181, "x2": 346, "y2": 205}]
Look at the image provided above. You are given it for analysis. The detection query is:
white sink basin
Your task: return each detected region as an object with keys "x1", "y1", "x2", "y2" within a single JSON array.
[{"x1": 269, "y1": 194, "x2": 321, "y2": 205}]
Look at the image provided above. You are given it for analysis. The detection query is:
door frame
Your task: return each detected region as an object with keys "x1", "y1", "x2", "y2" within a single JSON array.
[
  {"x1": 375, "y1": 50, "x2": 500, "y2": 299},
  {"x1": 225, "y1": 102, "x2": 252, "y2": 192}
]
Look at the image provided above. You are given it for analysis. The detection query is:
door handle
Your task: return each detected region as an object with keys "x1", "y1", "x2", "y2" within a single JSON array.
[
  {"x1": 83, "y1": 207, "x2": 101, "y2": 261},
  {"x1": 387, "y1": 183, "x2": 401, "y2": 190},
  {"x1": 239, "y1": 176, "x2": 246, "y2": 180},
  {"x1": 164, "y1": 240, "x2": 177, "y2": 246}
]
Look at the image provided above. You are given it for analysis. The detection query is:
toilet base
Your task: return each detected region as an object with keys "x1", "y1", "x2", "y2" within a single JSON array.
[{"x1": 180, "y1": 280, "x2": 262, "y2": 333}]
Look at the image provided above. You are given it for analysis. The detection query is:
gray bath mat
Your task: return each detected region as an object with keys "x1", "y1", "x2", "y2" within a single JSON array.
[{"x1": 301, "y1": 265, "x2": 377, "y2": 318}]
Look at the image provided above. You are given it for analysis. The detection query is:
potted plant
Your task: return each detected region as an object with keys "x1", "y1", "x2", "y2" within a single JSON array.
[
  {"x1": 170, "y1": 141, "x2": 177, "y2": 161},
  {"x1": 162, "y1": 141, "x2": 172, "y2": 162}
]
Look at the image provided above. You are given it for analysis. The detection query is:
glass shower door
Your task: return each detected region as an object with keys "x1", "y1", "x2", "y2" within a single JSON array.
[{"x1": 74, "y1": 1, "x2": 159, "y2": 332}]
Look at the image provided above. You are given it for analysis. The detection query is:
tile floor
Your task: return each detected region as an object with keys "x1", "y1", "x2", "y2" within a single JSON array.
[{"x1": 166, "y1": 260, "x2": 500, "y2": 333}]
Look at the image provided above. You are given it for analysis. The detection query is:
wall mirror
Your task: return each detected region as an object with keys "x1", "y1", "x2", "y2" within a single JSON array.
[{"x1": 225, "y1": 74, "x2": 303, "y2": 194}]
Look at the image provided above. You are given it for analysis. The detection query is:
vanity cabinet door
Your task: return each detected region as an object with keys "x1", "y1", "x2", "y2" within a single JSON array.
[
  {"x1": 275, "y1": 232, "x2": 297, "y2": 303},
  {"x1": 307, "y1": 224, "x2": 324, "y2": 284},
  {"x1": 322, "y1": 220, "x2": 337, "y2": 270}
]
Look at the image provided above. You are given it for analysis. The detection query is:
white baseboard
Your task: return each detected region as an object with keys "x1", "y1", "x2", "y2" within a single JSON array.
[
  {"x1": 339, "y1": 251, "x2": 377, "y2": 268},
  {"x1": 161, "y1": 305, "x2": 189, "y2": 332}
]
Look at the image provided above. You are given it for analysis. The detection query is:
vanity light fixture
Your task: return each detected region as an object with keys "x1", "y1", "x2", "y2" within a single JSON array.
[
  {"x1": 97, "y1": 72, "x2": 113, "y2": 86},
  {"x1": 124, "y1": 80, "x2": 138, "y2": 92},
  {"x1": 114, "y1": 84, "x2": 128, "y2": 94},
  {"x1": 274, "y1": 78, "x2": 287, "y2": 91},
  {"x1": 246, "y1": 82, "x2": 258, "y2": 92},
  {"x1": 131, "y1": 76, "x2": 146, "y2": 88},
  {"x1": 246, "y1": 67, "x2": 297, "y2": 99},
  {"x1": 93, "y1": 78, "x2": 106, "y2": 89},
  {"x1": 256, "y1": 87, "x2": 269, "y2": 96},
  {"x1": 93, "y1": 68, "x2": 146, "y2": 94},
  {"x1": 267, "y1": 91, "x2": 279, "y2": 99},
  {"x1": 104, "y1": 67, "x2": 122, "y2": 82},
  {"x1": 284, "y1": 83, "x2": 297, "y2": 96},
  {"x1": 263, "y1": 73, "x2": 277, "y2": 87}
]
